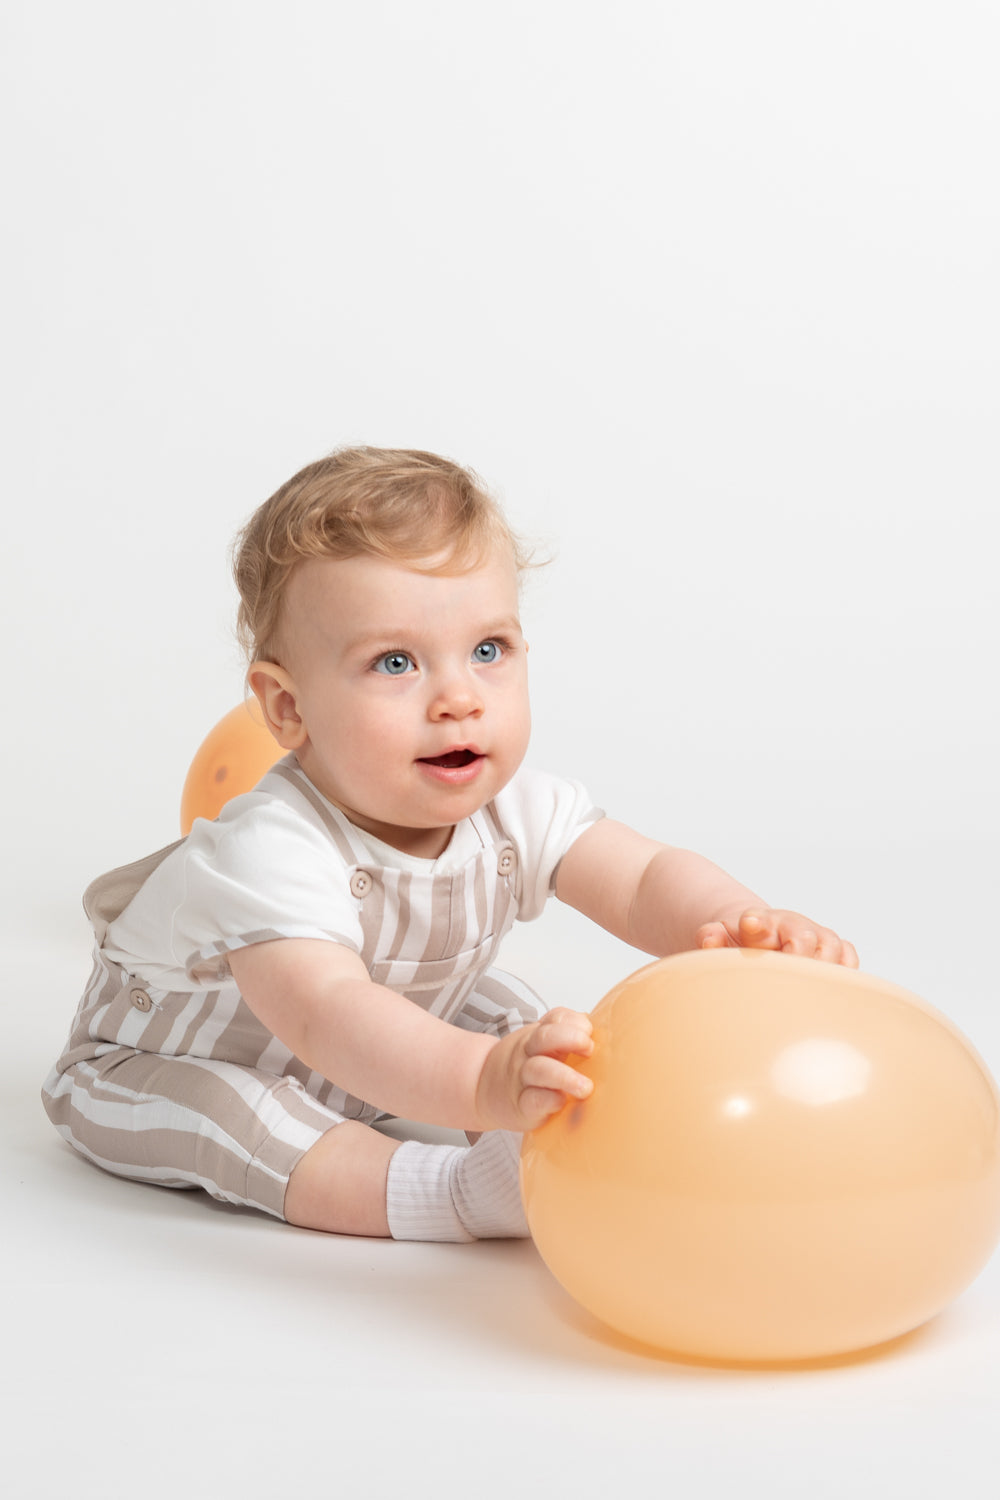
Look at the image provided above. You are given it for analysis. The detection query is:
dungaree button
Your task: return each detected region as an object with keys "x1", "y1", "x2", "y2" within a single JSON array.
[
  {"x1": 497, "y1": 848, "x2": 516, "y2": 877},
  {"x1": 350, "y1": 870, "x2": 373, "y2": 899},
  {"x1": 129, "y1": 986, "x2": 152, "y2": 1013}
]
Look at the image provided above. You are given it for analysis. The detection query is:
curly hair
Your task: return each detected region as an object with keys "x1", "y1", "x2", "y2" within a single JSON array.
[{"x1": 232, "y1": 446, "x2": 533, "y2": 663}]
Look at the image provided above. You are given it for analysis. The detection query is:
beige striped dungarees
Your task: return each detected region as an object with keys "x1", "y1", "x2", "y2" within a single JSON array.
[{"x1": 41, "y1": 778, "x2": 543, "y2": 1219}]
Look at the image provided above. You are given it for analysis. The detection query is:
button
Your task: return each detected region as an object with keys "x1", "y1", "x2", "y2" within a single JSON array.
[
  {"x1": 350, "y1": 870, "x2": 373, "y2": 898},
  {"x1": 497, "y1": 848, "x2": 516, "y2": 877},
  {"x1": 129, "y1": 986, "x2": 152, "y2": 1013}
]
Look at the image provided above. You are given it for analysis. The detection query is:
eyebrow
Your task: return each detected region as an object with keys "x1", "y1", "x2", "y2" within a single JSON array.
[{"x1": 341, "y1": 615, "x2": 524, "y2": 654}]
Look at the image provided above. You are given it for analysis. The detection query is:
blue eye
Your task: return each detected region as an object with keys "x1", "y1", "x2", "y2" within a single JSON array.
[
  {"x1": 374, "y1": 652, "x2": 415, "y2": 675},
  {"x1": 473, "y1": 640, "x2": 501, "y2": 664}
]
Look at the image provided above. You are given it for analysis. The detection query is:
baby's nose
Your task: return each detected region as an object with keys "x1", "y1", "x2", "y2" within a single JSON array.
[{"x1": 429, "y1": 671, "x2": 484, "y2": 719}]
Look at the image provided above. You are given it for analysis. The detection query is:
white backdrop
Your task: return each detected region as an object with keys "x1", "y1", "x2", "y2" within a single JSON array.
[{"x1": 3, "y1": 4, "x2": 999, "y2": 1495}]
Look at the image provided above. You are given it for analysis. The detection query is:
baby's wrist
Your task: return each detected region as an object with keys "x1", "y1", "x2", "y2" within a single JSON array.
[{"x1": 472, "y1": 1034, "x2": 515, "y2": 1133}]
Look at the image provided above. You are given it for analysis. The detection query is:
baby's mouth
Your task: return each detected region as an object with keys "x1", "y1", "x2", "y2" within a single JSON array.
[{"x1": 419, "y1": 749, "x2": 481, "y2": 769}]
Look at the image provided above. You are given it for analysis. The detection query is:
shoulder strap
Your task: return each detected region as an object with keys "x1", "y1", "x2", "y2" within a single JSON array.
[
  {"x1": 475, "y1": 799, "x2": 509, "y2": 850},
  {"x1": 267, "y1": 760, "x2": 372, "y2": 864}
]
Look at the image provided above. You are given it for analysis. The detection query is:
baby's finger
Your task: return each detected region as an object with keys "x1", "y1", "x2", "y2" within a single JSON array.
[
  {"x1": 840, "y1": 940, "x2": 861, "y2": 969},
  {"x1": 521, "y1": 1052, "x2": 594, "y2": 1100},
  {"x1": 810, "y1": 929, "x2": 839, "y2": 962},
  {"x1": 810, "y1": 927, "x2": 854, "y2": 964},
  {"x1": 696, "y1": 921, "x2": 734, "y2": 950},
  {"x1": 518, "y1": 1086, "x2": 574, "y2": 1128},
  {"x1": 543, "y1": 1007, "x2": 593, "y2": 1032},
  {"x1": 737, "y1": 910, "x2": 783, "y2": 950},
  {"x1": 526, "y1": 1018, "x2": 594, "y2": 1061},
  {"x1": 778, "y1": 924, "x2": 820, "y2": 957}
]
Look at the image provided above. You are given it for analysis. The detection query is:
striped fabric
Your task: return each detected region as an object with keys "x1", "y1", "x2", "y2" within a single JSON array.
[{"x1": 41, "y1": 766, "x2": 562, "y2": 1218}]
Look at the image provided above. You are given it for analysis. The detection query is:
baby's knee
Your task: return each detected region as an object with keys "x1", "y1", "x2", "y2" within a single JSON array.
[{"x1": 283, "y1": 1122, "x2": 397, "y2": 1236}]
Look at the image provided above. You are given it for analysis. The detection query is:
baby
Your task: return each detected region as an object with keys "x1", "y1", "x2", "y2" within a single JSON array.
[{"x1": 43, "y1": 446, "x2": 858, "y2": 1241}]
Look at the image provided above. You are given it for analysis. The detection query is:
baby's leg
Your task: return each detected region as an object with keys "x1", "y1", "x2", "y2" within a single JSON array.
[
  {"x1": 43, "y1": 1046, "x2": 352, "y2": 1220},
  {"x1": 287, "y1": 965, "x2": 546, "y2": 1238},
  {"x1": 44, "y1": 967, "x2": 543, "y2": 1239},
  {"x1": 46, "y1": 1043, "x2": 528, "y2": 1239},
  {"x1": 284, "y1": 1122, "x2": 396, "y2": 1235},
  {"x1": 286, "y1": 1125, "x2": 527, "y2": 1240}
]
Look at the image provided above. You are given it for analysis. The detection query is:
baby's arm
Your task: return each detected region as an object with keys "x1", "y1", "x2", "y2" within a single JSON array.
[
  {"x1": 556, "y1": 819, "x2": 858, "y2": 967},
  {"x1": 227, "y1": 939, "x2": 593, "y2": 1131}
]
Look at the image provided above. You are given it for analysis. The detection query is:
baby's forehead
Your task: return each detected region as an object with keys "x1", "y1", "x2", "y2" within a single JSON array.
[{"x1": 281, "y1": 546, "x2": 520, "y2": 643}]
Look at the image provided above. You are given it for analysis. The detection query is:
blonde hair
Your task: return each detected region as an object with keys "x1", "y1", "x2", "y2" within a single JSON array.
[{"x1": 233, "y1": 446, "x2": 533, "y2": 663}]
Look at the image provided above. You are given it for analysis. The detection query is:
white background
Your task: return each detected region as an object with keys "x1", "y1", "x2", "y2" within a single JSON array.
[{"x1": 3, "y1": 3, "x2": 998, "y2": 1496}]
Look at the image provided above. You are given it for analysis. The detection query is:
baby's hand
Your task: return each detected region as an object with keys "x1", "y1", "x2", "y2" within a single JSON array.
[
  {"x1": 696, "y1": 907, "x2": 860, "y2": 968},
  {"x1": 475, "y1": 1008, "x2": 595, "y2": 1132}
]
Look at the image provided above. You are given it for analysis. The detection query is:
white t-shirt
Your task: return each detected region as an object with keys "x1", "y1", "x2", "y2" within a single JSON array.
[{"x1": 104, "y1": 758, "x2": 602, "y2": 993}]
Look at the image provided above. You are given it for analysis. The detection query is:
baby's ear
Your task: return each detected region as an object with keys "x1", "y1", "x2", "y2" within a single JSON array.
[{"x1": 247, "y1": 663, "x2": 307, "y2": 750}]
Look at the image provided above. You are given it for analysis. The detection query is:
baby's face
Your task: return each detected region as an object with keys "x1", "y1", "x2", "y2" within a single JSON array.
[{"x1": 274, "y1": 548, "x2": 531, "y2": 857}]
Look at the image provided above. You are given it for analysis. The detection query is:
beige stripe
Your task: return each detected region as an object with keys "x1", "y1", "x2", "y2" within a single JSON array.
[
  {"x1": 355, "y1": 867, "x2": 396, "y2": 967},
  {"x1": 56, "y1": 953, "x2": 128, "y2": 1070},
  {"x1": 199, "y1": 926, "x2": 362, "y2": 965},
  {"x1": 46, "y1": 1053, "x2": 349, "y2": 1218},
  {"x1": 481, "y1": 923, "x2": 507, "y2": 976},
  {"x1": 385, "y1": 871, "x2": 413, "y2": 962},
  {"x1": 208, "y1": 993, "x2": 279, "y2": 1066},
  {"x1": 44, "y1": 1061, "x2": 257, "y2": 1172},
  {"x1": 177, "y1": 989, "x2": 222, "y2": 1055},
  {"x1": 337, "y1": 1089, "x2": 378, "y2": 1121},
  {"x1": 279, "y1": 1054, "x2": 313, "y2": 1090},
  {"x1": 447, "y1": 870, "x2": 469, "y2": 958},
  {"x1": 255, "y1": 1031, "x2": 298, "y2": 1076},
  {"x1": 245, "y1": 1131, "x2": 321, "y2": 1215},
  {"x1": 419, "y1": 874, "x2": 460, "y2": 965},
  {"x1": 471, "y1": 856, "x2": 489, "y2": 952},
  {"x1": 466, "y1": 861, "x2": 515, "y2": 982},
  {"x1": 85, "y1": 1118, "x2": 289, "y2": 1216},
  {"x1": 477, "y1": 802, "x2": 503, "y2": 845},
  {"x1": 70, "y1": 1048, "x2": 270, "y2": 1134},
  {"x1": 57, "y1": 1105, "x2": 279, "y2": 1210},
  {"x1": 274, "y1": 1078, "x2": 350, "y2": 1133},
  {"x1": 414, "y1": 981, "x2": 451, "y2": 1018},
  {"x1": 133, "y1": 990, "x2": 191, "y2": 1055},
  {"x1": 185, "y1": 989, "x2": 245, "y2": 1059},
  {"x1": 470, "y1": 970, "x2": 544, "y2": 1026},
  {"x1": 421, "y1": 877, "x2": 449, "y2": 965},
  {"x1": 434, "y1": 975, "x2": 475, "y2": 1024}
]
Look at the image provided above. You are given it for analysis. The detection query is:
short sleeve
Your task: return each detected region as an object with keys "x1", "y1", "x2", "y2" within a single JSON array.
[
  {"x1": 490, "y1": 767, "x2": 603, "y2": 922},
  {"x1": 173, "y1": 796, "x2": 365, "y2": 981},
  {"x1": 106, "y1": 791, "x2": 365, "y2": 987}
]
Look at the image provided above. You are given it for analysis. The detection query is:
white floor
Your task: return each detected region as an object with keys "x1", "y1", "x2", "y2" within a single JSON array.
[{"x1": 7, "y1": 883, "x2": 1000, "y2": 1500}]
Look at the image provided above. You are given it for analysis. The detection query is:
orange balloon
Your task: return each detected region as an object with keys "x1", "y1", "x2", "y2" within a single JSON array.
[
  {"x1": 521, "y1": 949, "x2": 1000, "y2": 1364},
  {"x1": 180, "y1": 700, "x2": 285, "y2": 833}
]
